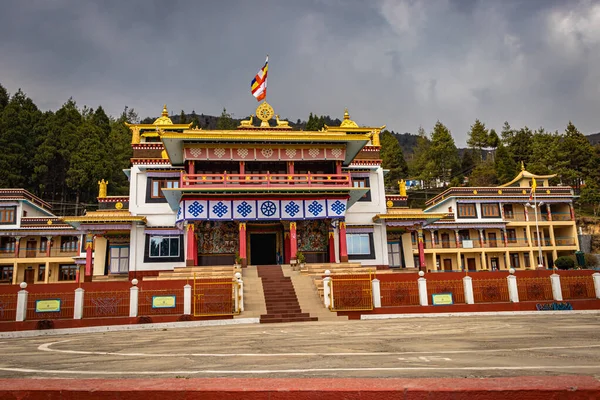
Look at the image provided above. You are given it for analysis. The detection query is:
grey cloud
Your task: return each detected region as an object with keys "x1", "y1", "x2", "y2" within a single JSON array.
[{"x1": 0, "y1": 0, "x2": 598, "y2": 146}]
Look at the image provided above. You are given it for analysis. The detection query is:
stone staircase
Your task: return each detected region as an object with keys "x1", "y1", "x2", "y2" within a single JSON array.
[
  {"x1": 235, "y1": 266, "x2": 266, "y2": 319},
  {"x1": 143, "y1": 266, "x2": 238, "y2": 281},
  {"x1": 257, "y1": 265, "x2": 317, "y2": 324}
]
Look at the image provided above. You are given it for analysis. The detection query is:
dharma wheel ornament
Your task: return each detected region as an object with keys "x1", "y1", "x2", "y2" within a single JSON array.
[{"x1": 256, "y1": 101, "x2": 274, "y2": 128}]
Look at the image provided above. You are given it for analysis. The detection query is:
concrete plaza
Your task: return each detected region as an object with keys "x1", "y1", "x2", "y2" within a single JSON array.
[{"x1": 0, "y1": 313, "x2": 599, "y2": 379}]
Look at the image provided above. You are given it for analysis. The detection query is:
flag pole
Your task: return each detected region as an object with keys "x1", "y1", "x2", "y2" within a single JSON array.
[{"x1": 264, "y1": 54, "x2": 268, "y2": 103}]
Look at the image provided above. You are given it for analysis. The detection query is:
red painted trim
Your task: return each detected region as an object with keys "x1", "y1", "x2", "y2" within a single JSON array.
[{"x1": 0, "y1": 376, "x2": 597, "y2": 399}]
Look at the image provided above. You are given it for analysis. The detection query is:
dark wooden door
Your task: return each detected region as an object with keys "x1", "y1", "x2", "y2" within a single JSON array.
[
  {"x1": 443, "y1": 259, "x2": 452, "y2": 271},
  {"x1": 467, "y1": 258, "x2": 476, "y2": 271},
  {"x1": 488, "y1": 233, "x2": 497, "y2": 247},
  {"x1": 441, "y1": 233, "x2": 450, "y2": 248},
  {"x1": 26, "y1": 240, "x2": 37, "y2": 258},
  {"x1": 24, "y1": 268, "x2": 35, "y2": 284}
]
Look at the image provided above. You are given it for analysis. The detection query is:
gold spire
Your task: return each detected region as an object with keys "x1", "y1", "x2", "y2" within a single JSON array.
[
  {"x1": 153, "y1": 104, "x2": 173, "y2": 125},
  {"x1": 340, "y1": 108, "x2": 358, "y2": 128},
  {"x1": 398, "y1": 179, "x2": 407, "y2": 196},
  {"x1": 98, "y1": 179, "x2": 108, "y2": 198},
  {"x1": 521, "y1": 161, "x2": 525, "y2": 171}
]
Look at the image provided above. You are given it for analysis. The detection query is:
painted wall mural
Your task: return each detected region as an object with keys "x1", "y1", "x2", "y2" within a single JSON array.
[
  {"x1": 196, "y1": 221, "x2": 238, "y2": 254},
  {"x1": 297, "y1": 220, "x2": 328, "y2": 252}
]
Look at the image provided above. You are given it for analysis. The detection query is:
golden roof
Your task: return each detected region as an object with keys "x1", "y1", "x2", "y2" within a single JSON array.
[
  {"x1": 154, "y1": 104, "x2": 174, "y2": 125},
  {"x1": 373, "y1": 209, "x2": 448, "y2": 222},
  {"x1": 339, "y1": 108, "x2": 358, "y2": 128},
  {"x1": 62, "y1": 211, "x2": 146, "y2": 223},
  {"x1": 499, "y1": 168, "x2": 557, "y2": 187}
]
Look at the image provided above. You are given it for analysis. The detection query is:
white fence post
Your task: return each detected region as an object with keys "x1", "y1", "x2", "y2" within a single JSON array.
[
  {"x1": 183, "y1": 284, "x2": 192, "y2": 315},
  {"x1": 418, "y1": 271, "x2": 428, "y2": 306},
  {"x1": 323, "y1": 270, "x2": 332, "y2": 309},
  {"x1": 371, "y1": 278, "x2": 381, "y2": 308},
  {"x1": 507, "y1": 268, "x2": 519, "y2": 303},
  {"x1": 550, "y1": 273, "x2": 563, "y2": 301},
  {"x1": 593, "y1": 273, "x2": 600, "y2": 299},
  {"x1": 16, "y1": 282, "x2": 28, "y2": 322},
  {"x1": 73, "y1": 288, "x2": 85, "y2": 319},
  {"x1": 463, "y1": 276, "x2": 474, "y2": 305},
  {"x1": 129, "y1": 279, "x2": 139, "y2": 318},
  {"x1": 235, "y1": 272, "x2": 244, "y2": 312}
]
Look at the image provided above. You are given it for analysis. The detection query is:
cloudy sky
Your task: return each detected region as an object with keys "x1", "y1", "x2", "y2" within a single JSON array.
[{"x1": 1, "y1": 0, "x2": 599, "y2": 145}]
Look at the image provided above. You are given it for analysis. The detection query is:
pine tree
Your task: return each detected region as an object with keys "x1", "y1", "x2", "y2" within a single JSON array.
[
  {"x1": 467, "y1": 119, "x2": 489, "y2": 163},
  {"x1": 380, "y1": 130, "x2": 408, "y2": 189},
  {"x1": 216, "y1": 108, "x2": 236, "y2": 130},
  {"x1": 460, "y1": 150, "x2": 476, "y2": 181},
  {"x1": 500, "y1": 121, "x2": 514, "y2": 146},
  {"x1": 305, "y1": 113, "x2": 318, "y2": 131},
  {"x1": 409, "y1": 126, "x2": 434, "y2": 187},
  {"x1": 190, "y1": 110, "x2": 200, "y2": 128},
  {"x1": 0, "y1": 83, "x2": 8, "y2": 113},
  {"x1": 180, "y1": 110, "x2": 187, "y2": 124},
  {"x1": 558, "y1": 121, "x2": 594, "y2": 188},
  {"x1": 508, "y1": 126, "x2": 533, "y2": 167},
  {"x1": 469, "y1": 158, "x2": 497, "y2": 186},
  {"x1": 429, "y1": 121, "x2": 460, "y2": 186},
  {"x1": 494, "y1": 143, "x2": 518, "y2": 184}
]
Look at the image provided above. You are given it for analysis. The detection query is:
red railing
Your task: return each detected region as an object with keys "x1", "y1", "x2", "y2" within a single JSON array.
[
  {"x1": 0, "y1": 293, "x2": 16, "y2": 321},
  {"x1": 139, "y1": 289, "x2": 184, "y2": 316},
  {"x1": 472, "y1": 279, "x2": 510, "y2": 303},
  {"x1": 83, "y1": 290, "x2": 130, "y2": 318},
  {"x1": 380, "y1": 281, "x2": 420, "y2": 306},
  {"x1": 427, "y1": 280, "x2": 465, "y2": 303},
  {"x1": 518, "y1": 277, "x2": 553, "y2": 301},
  {"x1": 181, "y1": 172, "x2": 351, "y2": 188},
  {"x1": 560, "y1": 276, "x2": 595, "y2": 299},
  {"x1": 26, "y1": 292, "x2": 74, "y2": 320}
]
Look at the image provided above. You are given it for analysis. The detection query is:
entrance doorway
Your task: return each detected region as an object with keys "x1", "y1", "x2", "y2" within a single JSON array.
[
  {"x1": 467, "y1": 258, "x2": 476, "y2": 271},
  {"x1": 443, "y1": 259, "x2": 452, "y2": 271},
  {"x1": 490, "y1": 257, "x2": 499, "y2": 271},
  {"x1": 24, "y1": 267, "x2": 35, "y2": 284},
  {"x1": 250, "y1": 233, "x2": 277, "y2": 265}
]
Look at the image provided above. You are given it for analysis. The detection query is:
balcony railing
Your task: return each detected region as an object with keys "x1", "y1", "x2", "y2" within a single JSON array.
[
  {"x1": 181, "y1": 172, "x2": 352, "y2": 188},
  {"x1": 417, "y1": 236, "x2": 576, "y2": 250},
  {"x1": 551, "y1": 212, "x2": 573, "y2": 221},
  {"x1": 0, "y1": 247, "x2": 79, "y2": 259}
]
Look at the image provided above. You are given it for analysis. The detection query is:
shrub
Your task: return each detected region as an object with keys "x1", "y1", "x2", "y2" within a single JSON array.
[
  {"x1": 554, "y1": 256, "x2": 575, "y2": 270},
  {"x1": 137, "y1": 316, "x2": 153, "y2": 324},
  {"x1": 177, "y1": 314, "x2": 192, "y2": 322},
  {"x1": 36, "y1": 320, "x2": 54, "y2": 330}
]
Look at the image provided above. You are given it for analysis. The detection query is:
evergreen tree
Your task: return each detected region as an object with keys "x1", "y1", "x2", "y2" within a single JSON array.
[
  {"x1": 469, "y1": 158, "x2": 497, "y2": 186},
  {"x1": 409, "y1": 126, "x2": 434, "y2": 187},
  {"x1": 467, "y1": 119, "x2": 489, "y2": 162},
  {"x1": 92, "y1": 106, "x2": 111, "y2": 140},
  {"x1": 429, "y1": 121, "x2": 460, "y2": 185},
  {"x1": 460, "y1": 149, "x2": 476, "y2": 182},
  {"x1": 216, "y1": 108, "x2": 236, "y2": 130},
  {"x1": 558, "y1": 121, "x2": 594, "y2": 189},
  {"x1": 508, "y1": 126, "x2": 533, "y2": 166},
  {"x1": 305, "y1": 113, "x2": 318, "y2": 131},
  {"x1": 380, "y1": 130, "x2": 408, "y2": 189},
  {"x1": 528, "y1": 128, "x2": 561, "y2": 177},
  {"x1": 0, "y1": 83, "x2": 8, "y2": 113},
  {"x1": 179, "y1": 110, "x2": 187, "y2": 124},
  {"x1": 494, "y1": 143, "x2": 518, "y2": 184},
  {"x1": 190, "y1": 110, "x2": 200, "y2": 128},
  {"x1": 500, "y1": 121, "x2": 514, "y2": 146}
]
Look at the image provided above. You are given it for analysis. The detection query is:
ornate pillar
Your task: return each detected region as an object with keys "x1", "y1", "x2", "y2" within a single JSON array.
[
  {"x1": 14, "y1": 236, "x2": 21, "y2": 258},
  {"x1": 186, "y1": 223, "x2": 196, "y2": 266},
  {"x1": 85, "y1": 233, "x2": 93, "y2": 279},
  {"x1": 290, "y1": 222, "x2": 298, "y2": 262},
  {"x1": 454, "y1": 229, "x2": 461, "y2": 248},
  {"x1": 287, "y1": 161, "x2": 294, "y2": 175},
  {"x1": 430, "y1": 230, "x2": 436, "y2": 248},
  {"x1": 524, "y1": 206, "x2": 529, "y2": 222},
  {"x1": 502, "y1": 228, "x2": 508, "y2": 247},
  {"x1": 328, "y1": 226, "x2": 336, "y2": 263},
  {"x1": 569, "y1": 202, "x2": 575, "y2": 220},
  {"x1": 335, "y1": 160, "x2": 342, "y2": 175},
  {"x1": 546, "y1": 203, "x2": 552, "y2": 221},
  {"x1": 339, "y1": 221, "x2": 348, "y2": 262},
  {"x1": 239, "y1": 222, "x2": 247, "y2": 267},
  {"x1": 188, "y1": 160, "x2": 195, "y2": 175},
  {"x1": 499, "y1": 202, "x2": 504, "y2": 219},
  {"x1": 417, "y1": 229, "x2": 425, "y2": 271},
  {"x1": 239, "y1": 161, "x2": 244, "y2": 175},
  {"x1": 478, "y1": 229, "x2": 485, "y2": 248},
  {"x1": 45, "y1": 236, "x2": 53, "y2": 257}
]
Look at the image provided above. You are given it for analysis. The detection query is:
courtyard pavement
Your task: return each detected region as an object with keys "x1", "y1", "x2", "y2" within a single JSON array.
[{"x1": 0, "y1": 313, "x2": 599, "y2": 379}]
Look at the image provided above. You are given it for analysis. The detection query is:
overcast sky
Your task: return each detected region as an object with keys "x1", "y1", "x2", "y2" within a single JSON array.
[{"x1": 1, "y1": 0, "x2": 599, "y2": 145}]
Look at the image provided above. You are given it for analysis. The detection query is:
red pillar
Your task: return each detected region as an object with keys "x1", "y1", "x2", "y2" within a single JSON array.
[
  {"x1": 290, "y1": 222, "x2": 298, "y2": 261},
  {"x1": 287, "y1": 161, "x2": 294, "y2": 175},
  {"x1": 239, "y1": 161, "x2": 245, "y2": 175},
  {"x1": 284, "y1": 230, "x2": 291, "y2": 264},
  {"x1": 85, "y1": 233, "x2": 93, "y2": 278},
  {"x1": 339, "y1": 221, "x2": 348, "y2": 262},
  {"x1": 14, "y1": 237, "x2": 21, "y2": 258},
  {"x1": 417, "y1": 229, "x2": 425, "y2": 271},
  {"x1": 328, "y1": 230, "x2": 336, "y2": 263},
  {"x1": 45, "y1": 236, "x2": 52, "y2": 257},
  {"x1": 186, "y1": 223, "x2": 196, "y2": 266},
  {"x1": 336, "y1": 160, "x2": 342, "y2": 175},
  {"x1": 239, "y1": 222, "x2": 247, "y2": 267},
  {"x1": 188, "y1": 160, "x2": 195, "y2": 175}
]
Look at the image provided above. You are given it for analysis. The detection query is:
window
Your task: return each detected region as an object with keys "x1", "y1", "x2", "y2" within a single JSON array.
[
  {"x1": 506, "y1": 229, "x2": 517, "y2": 243},
  {"x1": 0, "y1": 265, "x2": 13, "y2": 282},
  {"x1": 0, "y1": 207, "x2": 16, "y2": 224},
  {"x1": 458, "y1": 230, "x2": 471, "y2": 241},
  {"x1": 457, "y1": 203, "x2": 477, "y2": 218},
  {"x1": 151, "y1": 179, "x2": 179, "y2": 198},
  {"x1": 110, "y1": 246, "x2": 129, "y2": 274},
  {"x1": 481, "y1": 203, "x2": 500, "y2": 218},
  {"x1": 503, "y1": 204, "x2": 514, "y2": 219},
  {"x1": 144, "y1": 235, "x2": 184, "y2": 263},
  {"x1": 352, "y1": 177, "x2": 371, "y2": 202},
  {"x1": 0, "y1": 237, "x2": 16, "y2": 253},
  {"x1": 387, "y1": 241, "x2": 403, "y2": 268},
  {"x1": 40, "y1": 237, "x2": 48, "y2": 253},
  {"x1": 37, "y1": 264, "x2": 45, "y2": 281},
  {"x1": 524, "y1": 254, "x2": 531, "y2": 269},
  {"x1": 60, "y1": 236, "x2": 78, "y2": 252},
  {"x1": 510, "y1": 253, "x2": 520, "y2": 268},
  {"x1": 58, "y1": 264, "x2": 78, "y2": 281},
  {"x1": 346, "y1": 233, "x2": 375, "y2": 260}
]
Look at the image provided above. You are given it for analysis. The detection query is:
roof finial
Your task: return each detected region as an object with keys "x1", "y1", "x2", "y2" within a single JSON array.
[
  {"x1": 344, "y1": 108, "x2": 350, "y2": 120},
  {"x1": 521, "y1": 161, "x2": 525, "y2": 171},
  {"x1": 162, "y1": 104, "x2": 168, "y2": 117},
  {"x1": 98, "y1": 179, "x2": 108, "y2": 198}
]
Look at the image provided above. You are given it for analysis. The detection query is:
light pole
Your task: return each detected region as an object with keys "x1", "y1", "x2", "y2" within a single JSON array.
[{"x1": 525, "y1": 196, "x2": 545, "y2": 269}]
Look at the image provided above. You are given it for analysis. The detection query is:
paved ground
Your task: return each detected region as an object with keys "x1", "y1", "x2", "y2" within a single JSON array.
[{"x1": 0, "y1": 314, "x2": 599, "y2": 378}]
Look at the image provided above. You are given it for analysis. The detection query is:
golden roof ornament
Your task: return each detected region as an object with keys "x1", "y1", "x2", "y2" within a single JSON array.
[
  {"x1": 521, "y1": 161, "x2": 525, "y2": 171},
  {"x1": 340, "y1": 108, "x2": 358, "y2": 128},
  {"x1": 98, "y1": 179, "x2": 108, "y2": 198},
  {"x1": 256, "y1": 101, "x2": 274, "y2": 128},
  {"x1": 398, "y1": 179, "x2": 407, "y2": 196},
  {"x1": 153, "y1": 104, "x2": 174, "y2": 125}
]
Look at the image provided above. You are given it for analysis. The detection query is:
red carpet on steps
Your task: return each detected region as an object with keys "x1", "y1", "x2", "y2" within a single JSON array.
[{"x1": 257, "y1": 265, "x2": 317, "y2": 324}]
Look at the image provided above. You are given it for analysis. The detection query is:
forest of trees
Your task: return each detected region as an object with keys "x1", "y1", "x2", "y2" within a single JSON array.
[{"x1": 1, "y1": 82, "x2": 599, "y2": 216}]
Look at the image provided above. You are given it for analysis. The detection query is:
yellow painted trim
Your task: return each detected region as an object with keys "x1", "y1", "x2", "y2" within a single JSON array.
[{"x1": 161, "y1": 131, "x2": 371, "y2": 141}]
